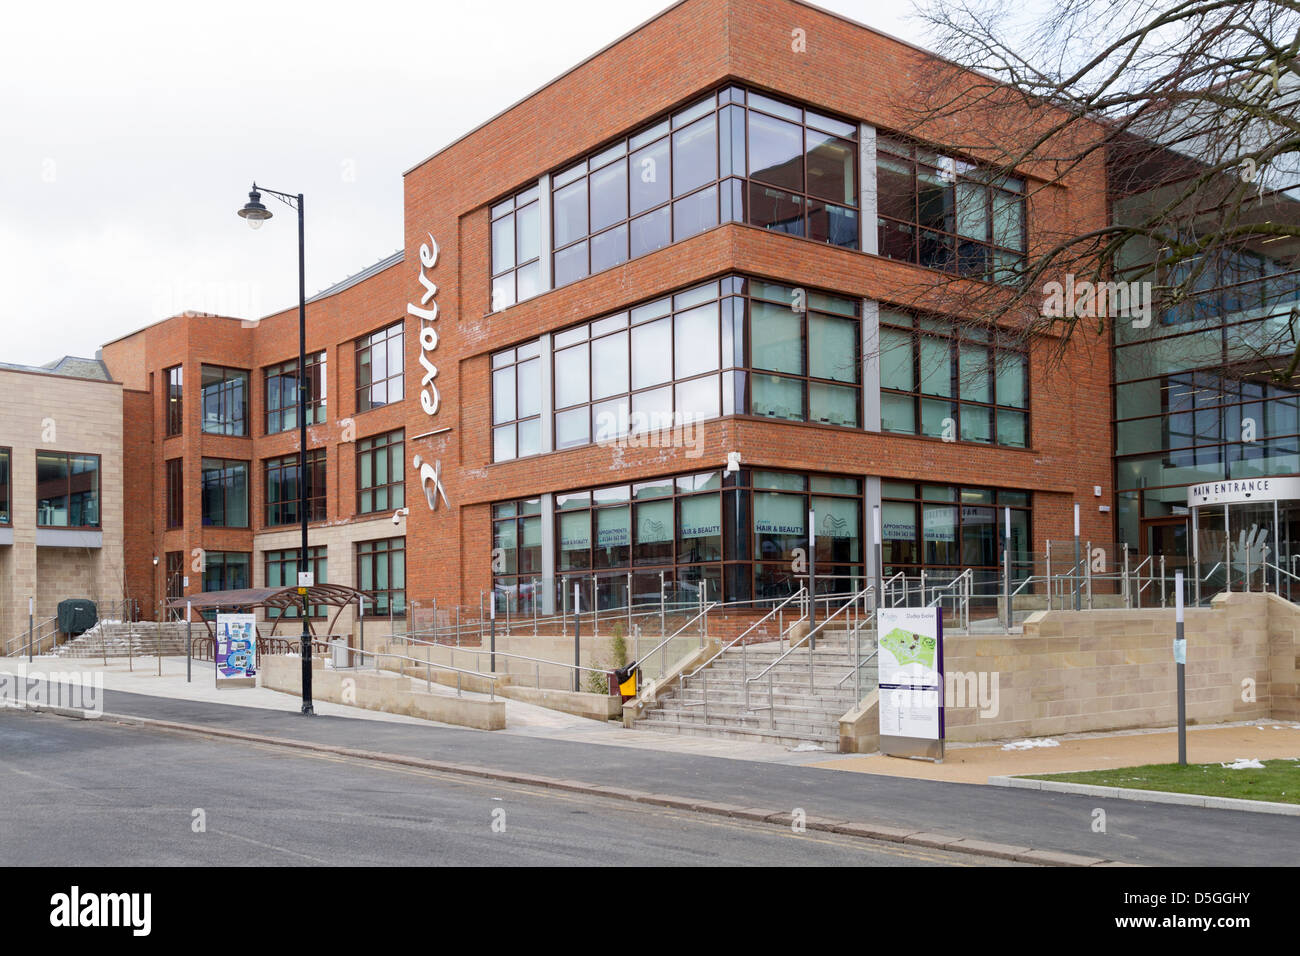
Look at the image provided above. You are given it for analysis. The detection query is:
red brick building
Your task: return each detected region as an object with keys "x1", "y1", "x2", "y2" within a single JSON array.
[{"x1": 102, "y1": 0, "x2": 1113, "y2": 631}]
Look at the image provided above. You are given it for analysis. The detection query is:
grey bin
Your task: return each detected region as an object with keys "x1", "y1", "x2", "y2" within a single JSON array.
[{"x1": 330, "y1": 637, "x2": 349, "y2": 668}]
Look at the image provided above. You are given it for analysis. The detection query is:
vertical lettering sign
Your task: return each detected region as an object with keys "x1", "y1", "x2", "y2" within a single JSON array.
[{"x1": 409, "y1": 234, "x2": 450, "y2": 512}]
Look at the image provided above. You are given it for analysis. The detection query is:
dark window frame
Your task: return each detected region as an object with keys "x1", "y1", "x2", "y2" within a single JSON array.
[
  {"x1": 875, "y1": 134, "x2": 1027, "y2": 285},
  {"x1": 200, "y1": 457, "x2": 250, "y2": 528},
  {"x1": 35, "y1": 450, "x2": 101, "y2": 529},
  {"x1": 165, "y1": 365, "x2": 184, "y2": 436},
  {"x1": 265, "y1": 545, "x2": 328, "y2": 618},
  {"x1": 878, "y1": 308, "x2": 1030, "y2": 448},
  {"x1": 355, "y1": 322, "x2": 404, "y2": 413},
  {"x1": 199, "y1": 364, "x2": 250, "y2": 437},
  {"x1": 0, "y1": 446, "x2": 11, "y2": 525},
  {"x1": 264, "y1": 351, "x2": 327, "y2": 434},
  {"x1": 165, "y1": 457, "x2": 183, "y2": 529},
  {"x1": 356, "y1": 429, "x2": 405, "y2": 516},
  {"x1": 356, "y1": 537, "x2": 406, "y2": 618},
  {"x1": 263, "y1": 449, "x2": 326, "y2": 527}
]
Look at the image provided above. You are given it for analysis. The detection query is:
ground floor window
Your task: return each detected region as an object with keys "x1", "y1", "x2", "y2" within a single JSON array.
[
  {"x1": 491, "y1": 468, "x2": 865, "y2": 612},
  {"x1": 357, "y1": 537, "x2": 405, "y2": 617},
  {"x1": 203, "y1": 551, "x2": 250, "y2": 592}
]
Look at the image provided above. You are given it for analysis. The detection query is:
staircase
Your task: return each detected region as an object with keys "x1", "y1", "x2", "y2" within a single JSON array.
[
  {"x1": 637, "y1": 628, "x2": 877, "y2": 749},
  {"x1": 52, "y1": 622, "x2": 193, "y2": 659}
]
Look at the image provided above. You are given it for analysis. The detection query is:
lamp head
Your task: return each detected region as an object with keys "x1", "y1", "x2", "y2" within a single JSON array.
[{"x1": 238, "y1": 188, "x2": 272, "y2": 229}]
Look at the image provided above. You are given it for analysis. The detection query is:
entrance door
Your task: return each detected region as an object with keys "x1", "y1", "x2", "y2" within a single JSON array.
[{"x1": 1141, "y1": 517, "x2": 1188, "y2": 605}]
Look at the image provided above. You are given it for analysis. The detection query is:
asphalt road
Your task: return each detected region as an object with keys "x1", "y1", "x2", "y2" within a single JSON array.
[
  {"x1": 0, "y1": 709, "x2": 989, "y2": 867},
  {"x1": 4, "y1": 682, "x2": 1294, "y2": 866}
]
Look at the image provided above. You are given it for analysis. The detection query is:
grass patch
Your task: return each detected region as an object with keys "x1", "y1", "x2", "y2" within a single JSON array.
[{"x1": 1028, "y1": 759, "x2": 1300, "y2": 804}]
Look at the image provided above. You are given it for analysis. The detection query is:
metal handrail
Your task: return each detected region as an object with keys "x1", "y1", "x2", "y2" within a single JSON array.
[
  {"x1": 925, "y1": 568, "x2": 972, "y2": 631},
  {"x1": 624, "y1": 600, "x2": 721, "y2": 692},
  {"x1": 677, "y1": 590, "x2": 805, "y2": 689},
  {"x1": 396, "y1": 633, "x2": 618, "y2": 684},
  {"x1": 743, "y1": 584, "x2": 874, "y2": 714},
  {"x1": 5, "y1": 616, "x2": 59, "y2": 657},
  {"x1": 343, "y1": 641, "x2": 502, "y2": 700},
  {"x1": 835, "y1": 646, "x2": 880, "y2": 689}
]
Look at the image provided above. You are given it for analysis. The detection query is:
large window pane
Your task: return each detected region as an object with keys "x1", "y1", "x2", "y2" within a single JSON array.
[
  {"x1": 673, "y1": 115, "x2": 717, "y2": 197},
  {"x1": 628, "y1": 204, "x2": 670, "y2": 259},
  {"x1": 748, "y1": 183, "x2": 803, "y2": 236},
  {"x1": 805, "y1": 130, "x2": 855, "y2": 204},
  {"x1": 752, "y1": 374, "x2": 803, "y2": 420},
  {"x1": 809, "y1": 314, "x2": 857, "y2": 383},
  {"x1": 554, "y1": 179, "x2": 588, "y2": 249},
  {"x1": 674, "y1": 302, "x2": 719, "y2": 379},
  {"x1": 630, "y1": 138, "x2": 670, "y2": 215},
  {"x1": 809, "y1": 382, "x2": 858, "y2": 427},
  {"x1": 590, "y1": 159, "x2": 628, "y2": 233},
  {"x1": 592, "y1": 332, "x2": 629, "y2": 399},
  {"x1": 631, "y1": 318, "x2": 672, "y2": 388},
  {"x1": 678, "y1": 494, "x2": 721, "y2": 562},
  {"x1": 748, "y1": 112, "x2": 803, "y2": 192},
  {"x1": 672, "y1": 185, "x2": 718, "y2": 242},
  {"x1": 554, "y1": 343, "x2": 590, "y2": 408},
  {"x1": 751, "y1": 300, "x2": 803, "y2": 374}
]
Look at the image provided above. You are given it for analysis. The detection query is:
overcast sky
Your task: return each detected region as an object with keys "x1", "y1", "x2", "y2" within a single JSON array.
[{"x1": 0, "y1": 0, "x2": 922, "y2": 367}]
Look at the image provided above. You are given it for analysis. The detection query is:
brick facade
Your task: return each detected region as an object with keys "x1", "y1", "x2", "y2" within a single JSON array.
[{"x1": 101, "y1": 0, "x2": 1114, "y2": 624}]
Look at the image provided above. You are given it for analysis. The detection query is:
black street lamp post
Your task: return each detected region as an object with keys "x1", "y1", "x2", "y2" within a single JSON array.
[{"x1": 238, "y1": 183, "x2": 314, "y2": 715}]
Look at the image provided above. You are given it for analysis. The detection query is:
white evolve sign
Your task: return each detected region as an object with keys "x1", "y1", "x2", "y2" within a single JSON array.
[{"x1": 408, "y1": 233, "x2": 449, "y2": 512}]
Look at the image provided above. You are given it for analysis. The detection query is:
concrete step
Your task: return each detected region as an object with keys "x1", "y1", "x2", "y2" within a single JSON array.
[{"x1": 636, "y1": 714, "x2": 838, "y2": 748}]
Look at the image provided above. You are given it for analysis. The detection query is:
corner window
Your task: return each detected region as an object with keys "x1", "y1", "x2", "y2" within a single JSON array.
[
  {"x1": 36, "y1": 451, "x2": 100, "y2": 528},
  {"x1": 200, "y1": 365, "x2": 249, "y2": 436}
]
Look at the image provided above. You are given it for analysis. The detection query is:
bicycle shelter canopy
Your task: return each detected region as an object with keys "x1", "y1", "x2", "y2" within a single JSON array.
[{"x1": 166, "y1": 584, "x2": 373, "y2": 636}]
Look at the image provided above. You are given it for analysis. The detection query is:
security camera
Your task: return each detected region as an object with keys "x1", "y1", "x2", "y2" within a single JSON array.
[
  {"x1": 392, "y1": 507, "x2": 410, "y2": 526},
  {"x1": 725, "y1": 451, "x2": 741, "y2": 474}
]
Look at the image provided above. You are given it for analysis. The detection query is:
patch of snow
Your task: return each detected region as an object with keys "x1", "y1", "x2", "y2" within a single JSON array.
[
  {"x1": 788, "y1": 743, "x2": 824, "y2": 752},
  {"x1": 1220, "y1": 758, "x2": 1265, "y2": 770},
  {"x1": 1001, "y1": 738, "x2": 1060, "y2": 751}
]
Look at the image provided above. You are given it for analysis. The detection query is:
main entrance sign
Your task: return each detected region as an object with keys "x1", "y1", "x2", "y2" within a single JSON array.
[{"x1": 1187, "y1": 477, "x2": 1300, "y2": 508}]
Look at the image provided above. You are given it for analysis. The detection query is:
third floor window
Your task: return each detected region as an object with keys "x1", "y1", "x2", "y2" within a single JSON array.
[
  {"x1": 490, "y1": 86, "x2": 859, "y2": 310},
  {"x1": 876, "y1": 135, "x2": 1026, "y2": 284},
  {"x1": 265, "y1": 352, "x2": 327, "y2": 434},
  {"x1": 356, "y1": 322, "x2": 404, "y2": 412}
]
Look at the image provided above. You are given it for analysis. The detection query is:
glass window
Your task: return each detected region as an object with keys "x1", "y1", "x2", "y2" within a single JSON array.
[
  {"x1": 356, "y1": 537, "x2": 406, "y2": 617},
  {"x1": 880, "y1": 309, "x2": 1030, "y2": 446},
  {"x1": 490, "y1": 187, "x2": 543, "y2": 311},
  {"x1": 36, "y1": 452, "x2": 100, "y2": 528},
  {"x1": 491, "y1": 343, "x2": 542, "y2": 462},
  {"x1": 537, "y1": 86, "x2": 857, "y2": 299},
  {"x1": 357, "y1": 430, "x2": 404, "y2": 515},
  {"x1": 200, "y1": 366, "x2": 248, "y2": 436},
  {"x1": 877, "y1": 136, "x2": 1026, "y2": 283},
  {"x1": 265, "y1": 449, "x2": 325, "y2": 526},
  {"x1": 266, "y1": 546, "x2": 328, "y2": 618},
  {"x1": 355, "y1": 322, "x2": 403, "y2": 412},
  {"x1": 199, "y1": 458, "x2": 248, "y2": 528},
  {"x1": 265, "y1": 352, "x2": 326, "y2": 433},
  {"x1": 203, "y1": 552, "x2": 250, "y2": 593},
  {"x1": 165, "y1": 366, "x2": 183, "y2": 436},
  {"x1": 166, "y1": 458, "x2": 183, "y2": 529}
]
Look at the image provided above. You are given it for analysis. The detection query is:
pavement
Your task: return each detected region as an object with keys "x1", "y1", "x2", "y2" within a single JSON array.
[
  {"x1": 4, "y1": 655, "x2": 1298, "y2": 865},
  {"x1": 814, "y1": 722, "x2": 1300, "y2": 784}
]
